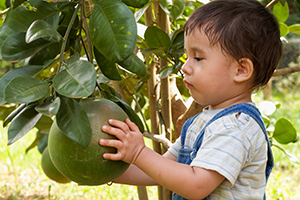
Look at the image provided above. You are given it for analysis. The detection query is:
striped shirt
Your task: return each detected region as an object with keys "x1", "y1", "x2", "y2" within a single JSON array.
[{"x1": 168, "y1": 105, "x2": 268, "y2": 199}]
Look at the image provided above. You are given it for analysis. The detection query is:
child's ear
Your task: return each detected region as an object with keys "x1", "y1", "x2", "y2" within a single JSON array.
[{"x1": 234, "y1": 58, "x2": 254, "y2": 83}]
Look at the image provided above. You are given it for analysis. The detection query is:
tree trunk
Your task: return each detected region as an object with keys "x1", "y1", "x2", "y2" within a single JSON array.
[
  {"x1": 137, "y1": 186, "x2": 149, "y2": 200},
  {"x1": 145, "y1": 3, "x2": 164, "y2": 200},
  {"x1": 157, "y1": 4, "x2": 173, "y2": 200}
]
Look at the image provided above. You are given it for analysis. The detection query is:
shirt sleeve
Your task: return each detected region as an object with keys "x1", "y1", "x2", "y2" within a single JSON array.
[
  {"x1": 168, "y1": 136, "x2": 181, "y2": 158},
  {"x1": 190, "y1": 116, "x2": 251, "y2": 186}
]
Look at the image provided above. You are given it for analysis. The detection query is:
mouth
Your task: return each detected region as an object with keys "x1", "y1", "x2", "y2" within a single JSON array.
[{"x1": 184, "y1": 80, "x2": 193, "y2": 88}]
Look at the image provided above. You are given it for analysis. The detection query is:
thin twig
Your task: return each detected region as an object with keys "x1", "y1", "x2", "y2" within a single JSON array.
[
  {"x1": 143, "y1": 131, "x2": 172, "y2": 149},
  {"x1": 80, "y1": 0, "x2": 93, "y2": 63},
  {"x1": 0, "y1": 8, "x2": 9, "y2": 16},
  {"x1": 58, "y1": 5, "x2": 80, "y2": 70},
  {"x1": 266, "y1": 0, "x2": 279, "y2": 9}
]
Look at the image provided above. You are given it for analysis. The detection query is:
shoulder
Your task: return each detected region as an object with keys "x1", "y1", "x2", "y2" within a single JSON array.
[
  {"x1": 205, "y1": 112, "x2": 266, "y2": 148},
  {"x1": 192, "y1": 113, "x2": 267, "y2": 184}
]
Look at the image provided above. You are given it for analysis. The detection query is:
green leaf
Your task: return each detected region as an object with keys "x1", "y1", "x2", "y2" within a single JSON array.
[
  {"x1": 273, "y1": 118, "x2": 297, "y2": 144},
  {"x1": 56, "y1": 97, "x2": 92, "y2": 148},
  {"x1": 159, "y1": 0, "x2": 185, "y2": 20},
  {"x1": 273, "y1": 2, "x2": 289, "y2": 23},
  {"x1": 98, "y1": 83, "x2": 122, "y2": 99},
  {"x1": 4, "y1": 77, "x2": 50, "y2": 104},
  {"x1": 135, "y1": 2, "x2": 152, "y2": 22},
  {"x1": 289, "y1": 24, "x2": 300, "y2": 35},
  {"x1": 144, "y1": 26, "x2": 171, "y2": 49},
  {"x1": 0, "y1": 65, "x2": 45, "y2": 103},
  {"x1": 170, "y1": 29, "x2": 184, "y2": 53},
  {"x1": 160, "y1": 65, "x2": 174, "y2": 78},
  {"x1": 279, "y1": 22, "x2": 289, "y2": 37},
  {"x1": 0, "y1": 1, "x2": 59, "y2": 57},
  {"x1": 279, "y1": 0, "x2": 287, "y2": 6},
  {"x1": 118, "y1": 53, "x2": 147, "y2": 76},
  {"x1": 262, "y1": 115, "x2": 270, "y2": 127},
  {"x1": 25, "y1": 132, "x2": 40, "y2": 154},
  {"x1": 94, "y1": 46, "x2": 121, "y2": 80},
  {"x1": 35, "y1": 97, "x2": 61, "y2": 117},
  {"x1": 89, "y1": 0, "x2": 137, "y2": 62},
  {"x1": 37, "y1": 133, "x2": 48, "y2": 154},
  {"x1": 10, "y1": 0, "x2": 25, "y2": 8},
  {"x1": 7, "y1": 104, "x2": 42, "y2": 145},
  {"x1": 122, "y1": 0, "x2": 149, "y2": 8},
  {"x1": 3, "y1": 104, "x2": 26, "y2": 127},
  {"x1": 53, "y1": 60, "x2": 97, "y2": 98},
  {"x1": 0, "y1": 104, "x2": 16, "y2": 122},
  {"x1": 35, "y1": 115, "x2": 53, "y2": 134},
  {"x1": 1, "y1": 32, "x2": 51, "y2": 62},
  {"x1": 99, "y1": 83, "x2": 145, "y2": 133},
  {"x1": 27, "y1": 42, "x2": 61, "y2": 65},
  {"x1": 26, "y1": 20, "x2": 62, "y2": 43}
]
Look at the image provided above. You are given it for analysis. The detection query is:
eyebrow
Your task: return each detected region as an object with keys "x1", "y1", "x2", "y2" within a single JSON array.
[
  {"x1": 191, "y1": 47, "x2": 205, "y2": 53},
  {"x1": 184, "y1": 46, "x2": 206, "y2": 55}
]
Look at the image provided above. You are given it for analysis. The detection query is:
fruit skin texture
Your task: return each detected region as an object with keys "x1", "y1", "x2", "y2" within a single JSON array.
[
  {"x1": 48, "y1": 98, "x2": 130, "y2": 186},
  {"x1": 41, "y1": 146, "x2": 71, "y2": 184}
]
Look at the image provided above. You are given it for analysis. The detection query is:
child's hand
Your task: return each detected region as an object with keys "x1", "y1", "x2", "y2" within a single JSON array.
[{"x1": 99, "y1": 118, "x2": 146, "y2": 164}]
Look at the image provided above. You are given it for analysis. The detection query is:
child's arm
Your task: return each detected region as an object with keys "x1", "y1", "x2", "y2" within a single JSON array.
[
  {"x1": 100, "y1": 119, "x2": 225, "y2": 199},
  {"x1": 113, "y1": 151, "x2": 177, "y2": 186}
]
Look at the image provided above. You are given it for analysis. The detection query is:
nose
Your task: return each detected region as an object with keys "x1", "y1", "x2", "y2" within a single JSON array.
[{"x1": 181, "y1": 59, "x2": 191, "y2": 75}]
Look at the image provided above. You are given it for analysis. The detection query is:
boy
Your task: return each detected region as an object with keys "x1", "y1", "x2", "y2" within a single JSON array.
[{"x1": 99, "y1": 0, "x2": 282, "y2": 199}]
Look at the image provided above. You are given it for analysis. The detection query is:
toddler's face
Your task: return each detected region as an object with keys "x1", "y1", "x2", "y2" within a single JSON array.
[{"x1": 182, "y1": 29, "x2": 240, "y2": 110}]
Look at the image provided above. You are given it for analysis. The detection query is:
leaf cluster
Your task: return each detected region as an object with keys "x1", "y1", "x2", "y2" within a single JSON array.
[{"x1": 0, "y1": 0, "x2": 152, "y2": 150}]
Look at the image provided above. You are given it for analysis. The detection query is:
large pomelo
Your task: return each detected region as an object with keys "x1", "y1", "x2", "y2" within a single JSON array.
[
  {"x1": 48, "y1": 98, "x2": 130, "y2": 185},
  {"x1": 41, "y1": 146, "x2": 71, "y2": 184}
]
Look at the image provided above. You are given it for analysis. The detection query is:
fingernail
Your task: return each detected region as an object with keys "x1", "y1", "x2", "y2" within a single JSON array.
[
  {"x1": 108, "y1": 119, "x2": 113, "y2": 123},
  {"x1": 99, "y1": 139, "x2": 104, "y2": 144}
]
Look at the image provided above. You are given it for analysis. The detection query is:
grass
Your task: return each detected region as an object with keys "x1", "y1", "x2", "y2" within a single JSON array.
[{"x1": 1, "y1": 91, "x2": 300, "y2": 200}]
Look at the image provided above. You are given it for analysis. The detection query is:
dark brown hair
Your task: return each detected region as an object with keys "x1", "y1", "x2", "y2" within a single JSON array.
[{"x1": 184, "y1": 0, "x2": 283, "y2": 89}]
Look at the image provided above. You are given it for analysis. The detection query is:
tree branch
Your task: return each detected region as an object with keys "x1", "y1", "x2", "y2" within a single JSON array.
[{"x1": 273, "y1": 65, "x2": 300, "y2": 76}]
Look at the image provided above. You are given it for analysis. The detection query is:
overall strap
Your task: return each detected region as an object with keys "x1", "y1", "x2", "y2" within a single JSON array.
[
  {"x1": 180, "y1": 113, "x2": 200, "y2": 148},
  {"x1": 190, "y1": 103, "x2": 274, "y2": 179}
]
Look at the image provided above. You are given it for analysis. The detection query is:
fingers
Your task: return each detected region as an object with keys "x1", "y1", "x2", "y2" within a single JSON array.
[
  {"x1": 99, "y1": 138, "x2": 121, "y2": 148},
  {"x1": 99, "y1": 139, "x2": 124, "y2": 161},
  {"x1": 125, "y1": 118, "x2": 140, "y2": 132},
  {"x1": 102, "y1": 152, "x2": 123, "y2": 161},
  {"x1": 99, "y1": 118, "x2": 145, "y2": 163},
  {"x1": 107, "y1": 118, "x2": 140, "y2": 133},
  {"x1": 101, "y1": 122, "x2": 128, "y2": 140},
  {"x1": 107, "y1": 119, "x2": 129, "y2": 132}
]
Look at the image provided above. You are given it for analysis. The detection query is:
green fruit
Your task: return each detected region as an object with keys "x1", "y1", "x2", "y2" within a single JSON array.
[
  {"x1": 41, "y1": 147, "x2": 71, "y2": 184},
  {"x1": 48, "y1": 98, "x2": 130, "y2": 186}
]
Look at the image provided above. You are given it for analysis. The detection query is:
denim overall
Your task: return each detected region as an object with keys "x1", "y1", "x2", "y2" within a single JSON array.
[{"x1": 172, "y1": 103, "x2": 274, "y2": 200}]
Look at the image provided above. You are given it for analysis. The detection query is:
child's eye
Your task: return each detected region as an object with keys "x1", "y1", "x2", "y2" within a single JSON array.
[{"x1": 194, "y1": 57, "x2": 203, "y2": 61}]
